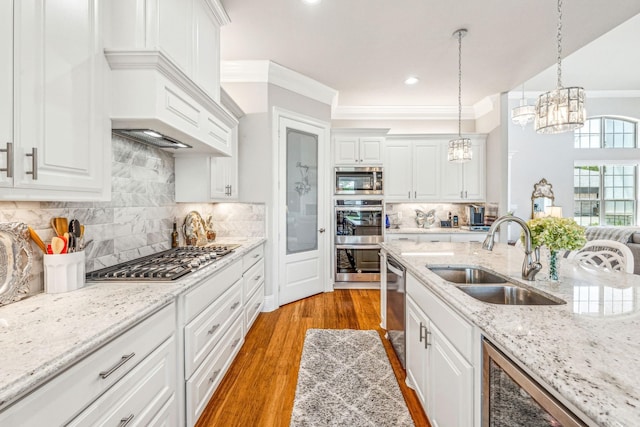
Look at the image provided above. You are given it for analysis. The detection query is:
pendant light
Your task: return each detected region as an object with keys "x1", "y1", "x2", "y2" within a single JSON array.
[
  {"x1": 535, "y1": 0, "x2": 585, "y2": 133},
  {"x1": 511, "y1": 84, "x2": 536, "y2": 128},
  {"x1": 448, "y1": 29, "x2": 472, "y2": 163}
]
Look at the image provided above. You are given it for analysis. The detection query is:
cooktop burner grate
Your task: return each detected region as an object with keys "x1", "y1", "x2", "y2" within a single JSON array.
[{"x1": 86, "y1": 244, "x2": 240, "y2": 281}]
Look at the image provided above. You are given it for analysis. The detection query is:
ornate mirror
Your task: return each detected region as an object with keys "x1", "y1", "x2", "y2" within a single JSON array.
[{"x1": 531, "y1": 178, "x2": 555, "y2": 218}]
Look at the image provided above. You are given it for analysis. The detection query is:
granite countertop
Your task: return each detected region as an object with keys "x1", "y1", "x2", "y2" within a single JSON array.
[
  {"x1": 0, "y1": 237, "x2": 265, "y2": 411},
  {"x1": 381, "y1": 240, "x2": 640, "y2": 427},
  {"x1": 386, "y1": 226, "x2": 487, "y2": 234}
]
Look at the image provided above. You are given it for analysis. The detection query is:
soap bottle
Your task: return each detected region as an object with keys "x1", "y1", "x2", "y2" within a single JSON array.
[
  {"x1": 171, "y1": 221, "x2": 179, "y2": 248},
  {"x1": 385, "y1": 214, "x2": 390, "y2": 228}
]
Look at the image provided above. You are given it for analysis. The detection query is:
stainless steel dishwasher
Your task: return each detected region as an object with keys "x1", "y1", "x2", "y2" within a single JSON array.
[{"x1": 385, "y1": 255, "x2": 406, "y2": 368}]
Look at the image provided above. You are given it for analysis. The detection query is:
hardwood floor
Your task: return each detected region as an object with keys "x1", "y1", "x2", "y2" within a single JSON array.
[{"x1": 196, "y1": 289, "x2": 430, "y2": 427}]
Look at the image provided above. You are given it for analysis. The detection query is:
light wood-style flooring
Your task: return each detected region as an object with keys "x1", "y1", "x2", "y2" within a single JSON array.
[{"x1": 195, "y1": 289, "x2": 430, "y2": 427}]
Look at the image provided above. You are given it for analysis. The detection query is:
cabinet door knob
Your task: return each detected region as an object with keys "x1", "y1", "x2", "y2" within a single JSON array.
[
  {"x1": 26, "y1": 147, "x2": 37, "y2": 180},
  {"x1": 318, "y1": 228, "x2": 325, "y2": 233},
  {"x1": 0, "y1": 142, "x2": 13, "y2": 178}
]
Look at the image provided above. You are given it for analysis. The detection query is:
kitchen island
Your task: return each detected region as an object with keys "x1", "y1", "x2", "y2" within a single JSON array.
[
  {"x1": 0, "y1": 237, "x2": 265, "y2": 423},
  {"x1": 382, "y1": 240, "x2": 640, "y2": 427}
]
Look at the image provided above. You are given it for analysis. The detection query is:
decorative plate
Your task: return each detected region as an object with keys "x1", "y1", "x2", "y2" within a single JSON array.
[
  {"x1": 182, "y1": 211, "x2": 208, "y2": 246},
  {"x1": 0, "y1": 222, "x2": 33, "y2": 306}
]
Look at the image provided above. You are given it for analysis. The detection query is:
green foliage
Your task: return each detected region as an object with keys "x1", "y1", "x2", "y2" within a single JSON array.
[{"x1": 523, "y1": 217, "x2": 587, "y2": 251}]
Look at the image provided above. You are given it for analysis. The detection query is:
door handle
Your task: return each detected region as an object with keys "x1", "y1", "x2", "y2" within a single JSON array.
[{"x1": 318, "y1": 228, "x2": 325, "y2": 233}]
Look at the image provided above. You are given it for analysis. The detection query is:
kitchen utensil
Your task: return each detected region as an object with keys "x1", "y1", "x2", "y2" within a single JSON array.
[
  {"x1": 64, "y1": 232, "x2": 76, "y2": 253},
  {"x1": 69, "y1": 219, "x2": 80, "y2": 237},
  {"x1": 51, "y1": 236, "x2": 66, "y2": 254},
  {"x1": 27, "y1": 226, "x2": 46, "y2": 253},
  {"x1": 52, "y1": 217, "x2": 68, "y2": 236}
]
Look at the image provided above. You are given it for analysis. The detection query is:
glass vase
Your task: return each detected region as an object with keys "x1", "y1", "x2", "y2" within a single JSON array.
[{"x1": 548, "y1": 250, "x2": 560, "y2": 281}]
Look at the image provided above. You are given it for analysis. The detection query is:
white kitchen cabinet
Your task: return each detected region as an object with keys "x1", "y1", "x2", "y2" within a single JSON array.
[
  {"x1": 384, "y1": 140, "x2": 440, "y2": 201},
  {"x1": 406, "y1": 296, "x2": 429, "y2": 405},
  {"x1": 406, "y1": 272, "x2": 474, "y2": 427},
  {"x1": 242, "y1": 244, "x2": 265, "y2": 333},
  {"x1": 386, "y1": 233, "x2": 420, "y2": 243},
  {"x1": 332, "y1": 129, "x2": 387, "y2": 165},
  {"x1": 180, "y1": 259, "x2": 244, "y2": 426},
  {"x1": 107, "y1": 0, "x2": 227, "y2": 103},
  {"x1": 175, "y1": 93, "x2": 241, "y2": 202},
  {"x1": 0, "y1": 304, "x2": 177, "y2": 426},
  {"x1": 440, "y1": 138, "x2": 486, "y2": 201},
  {"x1": 0, "y1": 0, "x2": 110, "y2": 201}
]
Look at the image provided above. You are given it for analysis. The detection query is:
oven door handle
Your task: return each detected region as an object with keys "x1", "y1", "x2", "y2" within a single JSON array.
[
  {"x1": 335, "y1": 244, "x2": 381, "y2": 250},
  {"x1": 335, "y1": 207, "x2": 383, "y2": 212}
]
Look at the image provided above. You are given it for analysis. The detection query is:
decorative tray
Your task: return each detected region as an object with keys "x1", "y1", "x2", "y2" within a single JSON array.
[{"x1": 0, "y1": 222, "x2": 33, "y2": 306}]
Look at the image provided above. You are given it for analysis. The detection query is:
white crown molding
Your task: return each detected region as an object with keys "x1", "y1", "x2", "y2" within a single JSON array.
[
  {"x1": 204, "y1": 0, "x2": 231, "y2": 26},
  {"x1": 331, "y1": 105, "x2": 476, "y2": 121},
  {"x1": 221, "y1": 60, "x2": 338, "y2": 106}
]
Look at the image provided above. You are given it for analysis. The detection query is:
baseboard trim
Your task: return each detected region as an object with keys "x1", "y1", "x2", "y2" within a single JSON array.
[{"x1": 262, "y1": 295, "x2": 277, "y2": 312}]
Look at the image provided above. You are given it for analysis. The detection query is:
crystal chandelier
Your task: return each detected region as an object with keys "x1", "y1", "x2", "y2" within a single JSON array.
[
  {"x1": 511, "y1": 84, "x2": 535, "y2": 128},
  {"x1": 535, "y1": 0, "x2": 585, "y2": 133},
  {"x1": 448, "y1": 29, "x2": 472, "y2": 163}
]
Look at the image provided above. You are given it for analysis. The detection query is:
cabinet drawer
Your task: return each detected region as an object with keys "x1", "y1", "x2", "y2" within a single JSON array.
[
  {"x1": 0, "y1": 304, "x2": 175, "y2": 426},
  {"x1": 184, "y1": 278, "x2": 243, "y2": 378},
  {"x1": 242, "y1": 245, "x2": 264, "y2": 271},
  {"x1": 407, "y1": 273, "x2": 473, "y2": 361},
  {"x1": 186, "y1": 315, "x2": 244, "y2": 426},
  {"x1": 243, "y1": 258, "x2": 264, "y2": 299},
  {"x1": 245, "y1": 282, "x2": 264, "y2": 332},
  {"x1": 67, "y1": 335, "x2": 177, "y2": 426},
  {"x1": 185, "y1": 260, "x2": 242, "y2": 322},
  {"x1": 386, "y1": 234, "x2": 419, "y2": 243}
]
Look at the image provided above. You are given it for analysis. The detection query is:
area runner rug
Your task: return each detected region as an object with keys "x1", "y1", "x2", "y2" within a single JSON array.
[{"x1": 290, "y1": 329, "x2": 414, "y2": 427}]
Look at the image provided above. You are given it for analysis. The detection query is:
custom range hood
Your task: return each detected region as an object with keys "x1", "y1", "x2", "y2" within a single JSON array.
[{"x1": 104, "y1": 50, "x2": 237, "y2": 155}]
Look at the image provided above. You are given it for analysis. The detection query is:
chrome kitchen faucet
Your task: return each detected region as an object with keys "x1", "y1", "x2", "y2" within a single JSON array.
[{"x1": 482, "y1": 215, "x2": 542, "y2": 281}]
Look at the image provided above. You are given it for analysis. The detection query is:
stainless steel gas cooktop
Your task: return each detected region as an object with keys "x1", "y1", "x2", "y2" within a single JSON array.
[{"x1": 86, "y1": 244, "x2": 240, "y2": 281}]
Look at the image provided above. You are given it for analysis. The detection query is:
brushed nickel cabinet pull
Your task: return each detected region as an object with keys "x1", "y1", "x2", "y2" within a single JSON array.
[
  {"x1": 254, "y1": 275, "x2": 261, "y2": 281},
  {"x1": 254, "y1": 302, "x2": 261, "y2": 309},
  {"x1": 231, "y1": 338, "x2": 241, "y2": 348},
  {"x1": 465, "y1": 190, "x2": 468, "y2": 198},
  {"x1": 419, "y1": 322, "x2": 426, "y2": 343},
  {"x1": 252, "y1": 254, "x2": 260, "y2": 258},
  {"x1": 26, "y1": 147, "x2": 37, "y2": 180},
  {"x1": 414, "y1": 191, "x2": 417, "y2": 198},
  {"x1": 99, "y1": 352, "x2": 135, "y2": 379},
  {"x1": 118, "y1": 414, "x2": 134, "y2": 427},
  {"x1": 408, "y1": 191, "x2": 410, "y2": 198},
  {"x1": 208, "y1": 369, "x2": 221, "y2": 383},
  {"x1": 460, "y1": 190, "x2": 463, "y2": 198},
  {"x1": 207, "y1": 324, "x2": 220, "y2": 335},
  {"x1": 231, "y1": 301, "x2": 240, "y2": 310},
  {"x1": 0, "y1": 142, "x2": 13, "y2": 177},
  {"x1": 425, "y1": 329, "x2": 432, "y2": 349}
]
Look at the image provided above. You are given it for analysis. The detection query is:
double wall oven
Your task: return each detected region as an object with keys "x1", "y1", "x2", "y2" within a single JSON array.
[{"x1": 335, "y1": 199, "x2": 383, "y2": 282}]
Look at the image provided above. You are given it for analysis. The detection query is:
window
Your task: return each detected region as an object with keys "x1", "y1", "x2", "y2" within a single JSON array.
[
  {"x1": 574, "y1": 165, "x2": 636, "y2": 226},
  {"x1": 574, "y1": 117, "x2": 637, "y2": 149}
]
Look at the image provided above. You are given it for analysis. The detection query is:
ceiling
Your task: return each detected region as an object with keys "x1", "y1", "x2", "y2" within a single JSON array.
[{"x1": 219, "y1": 0, "x2": 640, "y2": 110}]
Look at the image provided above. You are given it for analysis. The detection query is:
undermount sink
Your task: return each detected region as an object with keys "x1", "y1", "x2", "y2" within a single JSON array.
[
  {"x1": 428, "y1": 265, "x2": 565, "y2": 306},
  {"x1": 428, "y1": 266, "x2": 507, "y2": 284},
  {"x1": 457, "y1": 285, "x2": 564, "y2": 305}
]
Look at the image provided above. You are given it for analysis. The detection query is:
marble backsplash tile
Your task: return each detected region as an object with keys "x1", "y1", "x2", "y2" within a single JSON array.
[{"x1": 0, "y1": 136, "x2": 265, "y2": 297}]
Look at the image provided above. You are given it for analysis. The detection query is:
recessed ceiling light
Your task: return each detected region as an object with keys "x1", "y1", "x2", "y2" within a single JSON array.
[
  {"x1": 404, "y1": 76, "x2": 419, "y2": 85},
  {"x1": 302, "y1": 0, "x2": 321, "y2": 4}
]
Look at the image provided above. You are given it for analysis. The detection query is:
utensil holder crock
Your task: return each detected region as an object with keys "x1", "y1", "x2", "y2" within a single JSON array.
[{"x1": 43, "y1": 251, "x2": 85, "y2": 293}]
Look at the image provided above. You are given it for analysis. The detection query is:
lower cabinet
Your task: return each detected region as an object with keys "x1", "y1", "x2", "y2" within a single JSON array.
[
  {"x1": 406, "y1": 273, "x2": 474, "y2": 427},
  {"x1": 180, "y1": 259, "x2": 244, "y2": 426},
  {"x1": 0, "y1": 304, "x2": 177, "y2": 426},
  {"x1": 242, "y1": 244, "x2": 265, "y2": 333}
]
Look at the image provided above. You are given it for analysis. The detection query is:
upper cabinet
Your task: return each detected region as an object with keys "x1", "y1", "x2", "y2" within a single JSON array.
[
  {"x1": 0, "y1": 0, "x2": 111, "y2": 201},
  {"x1": 385, "y1": 140, "x2": 440, "y2": 201},
  {"x1": 105, "y1": 0, "x2": 236, "y2": 155},
  {"x1": 440, "y1": 137, "x2": 486, "y2": 202},
  {"x1": 332, "y1": 129, "x2": 388, "y2": 165},
  {"x1": 384, "y1": 135, "x2": 486, "y2": 202},
  {"x1": 175, "y1": 90, "x2": 242, "y2": 202}
]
